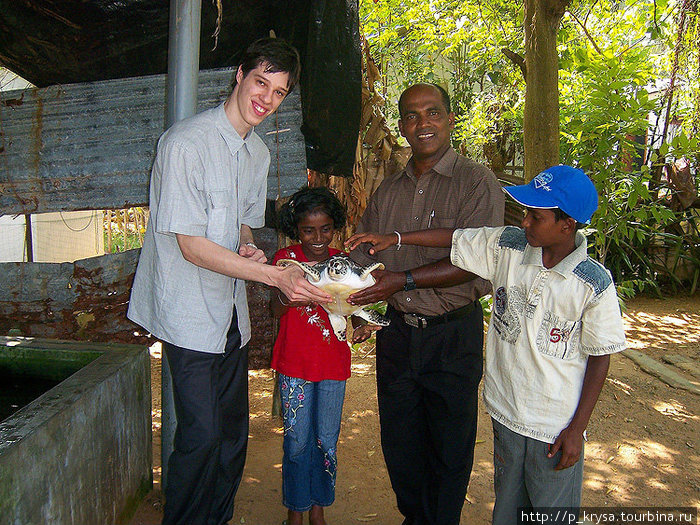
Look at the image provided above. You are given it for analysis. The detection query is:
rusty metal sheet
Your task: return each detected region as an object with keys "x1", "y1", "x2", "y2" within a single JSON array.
[
  {"x1": 0, "y1": 68, "x2": 306, "y2": 216},
  {"x1": 0, "y1": 229, "x2": 278, "y2": 366},
  {"x1": 0, "y1": 250, "x2": 144, "y2": 344}
]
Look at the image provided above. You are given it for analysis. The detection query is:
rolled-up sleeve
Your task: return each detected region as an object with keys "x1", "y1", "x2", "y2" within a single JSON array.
[
  {"x1": 155, "y1": 139, "x2": 208, "y2": 237},
  {"x1": 580, "y1": 281, "x2": 627, "y2": 356}
]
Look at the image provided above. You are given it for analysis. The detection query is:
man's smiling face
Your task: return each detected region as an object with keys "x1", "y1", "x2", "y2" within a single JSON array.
[
  {"x1": 228, "y1": 62, "x2": 290, "y2": 137},
  {"x1": 398, "y1": 84, "x2": 455, "y2": 163}
]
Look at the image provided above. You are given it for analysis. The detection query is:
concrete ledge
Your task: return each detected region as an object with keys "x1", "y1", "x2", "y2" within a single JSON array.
[
  {"x1": 623, "y1": 349, "x2": 700, "y2": 395},
  {"x1": 0, "y1": 337, "x2": 152, "y2": 524}
]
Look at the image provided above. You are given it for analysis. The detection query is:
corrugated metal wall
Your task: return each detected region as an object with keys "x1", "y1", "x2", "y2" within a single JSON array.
[
  {"x1": 0, "y1": 67, "x2": 306, "y2": 215},
  {"x1": 0, "y1": 68, "x2": 307, "y2": 354}
]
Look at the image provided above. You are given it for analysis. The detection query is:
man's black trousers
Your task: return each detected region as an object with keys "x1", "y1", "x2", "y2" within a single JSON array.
[
  {"x1": 377, "y1": 304, "x2": 484, "y2": 525},
  {"x1": 162, "y1": 315, "x2": 247, "y2": 525}
]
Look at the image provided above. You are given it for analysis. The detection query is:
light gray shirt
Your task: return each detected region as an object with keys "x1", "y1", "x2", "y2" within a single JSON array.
[{"x1": 128, "y1": 102, "x2": 269, "y2": 353}]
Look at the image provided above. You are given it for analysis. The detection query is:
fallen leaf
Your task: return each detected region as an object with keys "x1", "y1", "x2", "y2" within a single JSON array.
[{"x1": 606, "y1": 455, "x2": 616, "y2": 464}]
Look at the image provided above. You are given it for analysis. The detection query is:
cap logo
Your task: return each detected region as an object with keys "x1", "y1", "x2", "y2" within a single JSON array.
[{"x1": 533, "y1": 171, "x2": 553, "y2": 191}]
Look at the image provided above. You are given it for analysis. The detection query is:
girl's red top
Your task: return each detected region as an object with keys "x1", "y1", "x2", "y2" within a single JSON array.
[{"x1": 271, "y1": 244, "x2": 351, "y2": 382}]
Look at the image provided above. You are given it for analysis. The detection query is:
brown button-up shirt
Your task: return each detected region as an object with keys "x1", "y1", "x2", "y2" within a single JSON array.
[{"x1": 352, "y1": 147, "x2": 505, "y2": 316}]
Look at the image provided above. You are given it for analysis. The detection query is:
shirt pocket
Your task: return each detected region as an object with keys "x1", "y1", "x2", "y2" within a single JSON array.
[
  {"x1": 422, "y1": 213, "x2": 455, "y2": 260},
  {"x1": 206, "y1": 190, "x2": 230, "y2": 243},
  {"x1": 535, "y1": 310, "x2": 582, "y2": 360}
]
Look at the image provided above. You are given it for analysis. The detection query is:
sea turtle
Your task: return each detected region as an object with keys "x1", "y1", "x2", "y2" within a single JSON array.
[{"x1": 276, "y1": 254, "x2": 390, "y2": 341}]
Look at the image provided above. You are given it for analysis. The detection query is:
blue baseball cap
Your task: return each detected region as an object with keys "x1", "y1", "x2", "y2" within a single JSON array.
[{"x1": 503, "y1": 165, "x2": 599, "y2": 224}]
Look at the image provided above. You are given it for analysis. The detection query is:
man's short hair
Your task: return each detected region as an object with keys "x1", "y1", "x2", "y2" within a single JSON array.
[
  {"x1": 398, "y1": 83, "x2": 451, "y2": 117},
  {"x1": 231, "y1": 37, "x2": 301, "y2": 92}
]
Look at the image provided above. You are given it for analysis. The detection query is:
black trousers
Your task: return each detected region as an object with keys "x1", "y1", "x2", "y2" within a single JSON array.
[
  {"x1": 162, "y1": 314, "x2": 248, "y2": 525},
  {"x1": 376, "y1": 304, "x2": 484, "y2": 525}
]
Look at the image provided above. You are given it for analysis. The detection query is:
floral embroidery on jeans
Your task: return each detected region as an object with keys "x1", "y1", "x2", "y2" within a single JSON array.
[
  {"x1": 318, "y1": 438, "x2": 338, "y2": 487},
  {"x1": 280, "y1": 376, "x2": 307, "y2": 433}
]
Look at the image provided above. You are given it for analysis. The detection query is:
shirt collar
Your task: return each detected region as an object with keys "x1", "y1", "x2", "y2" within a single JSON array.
[
  {"x1": 394, "y1": 146, "x2": 458, "y2": 182},
  {"x1": 522, "y1": 231, "x2": 589, "y2": 277},
  {"x1": 214, "y1": 102, "x2": 249, "y2": 157}
]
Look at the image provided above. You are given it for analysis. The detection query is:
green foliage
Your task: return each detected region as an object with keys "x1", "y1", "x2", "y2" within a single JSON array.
[
  {"x1": 558, "y1": 6, "x2": 699, "y2": 295},
  {"x1": 453, "y1": 89, "x2": 523, "y2": 164},
  {"x1": 362, "y1": 0, "x2": 699, "y2": 296},
  {"x1": 104, "y1": 229, "x2": 142, "y2": 252},
  {"x1": 361, "y1": 0, "x2": 523, "y2": 127}
]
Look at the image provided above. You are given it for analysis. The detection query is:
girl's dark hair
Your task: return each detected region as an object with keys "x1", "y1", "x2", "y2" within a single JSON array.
[
  {"x1": 277, "y1": 186, "x2": 346, "y2": 240},
  {"x1": 231, "y1": 37, "x2": 301, "y2": 93}
]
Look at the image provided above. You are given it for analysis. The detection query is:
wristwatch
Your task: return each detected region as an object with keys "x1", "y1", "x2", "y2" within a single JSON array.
[{"x1": 404, "y1": 270, "x2": 416, "y2": 291}]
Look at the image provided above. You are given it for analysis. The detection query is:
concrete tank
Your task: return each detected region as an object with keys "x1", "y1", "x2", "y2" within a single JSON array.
[{"x1": 0, "y1": 337, "x2": 151, "y2": 524}]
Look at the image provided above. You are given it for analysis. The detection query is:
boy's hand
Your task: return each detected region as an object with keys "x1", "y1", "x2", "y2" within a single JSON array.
[
  {"x1": 345, "y1": 232, "x2": 397, "y2": 254},
  {"x1": 351, "y1": 323, "x2": 381, "y2": 344},
  {"x1": 548, "y1": 426, "x2": 583, "y2": 470}
]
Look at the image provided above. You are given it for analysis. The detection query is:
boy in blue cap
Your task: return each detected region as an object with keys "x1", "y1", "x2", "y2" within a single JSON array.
[{"x1": 346, "y1": 164, "x2": 626, "y2": 523}]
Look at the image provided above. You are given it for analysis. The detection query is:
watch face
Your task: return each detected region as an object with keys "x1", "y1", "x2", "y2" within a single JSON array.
[{"x1": 404, "y1": 270, "x2": 416, "y2": 291}]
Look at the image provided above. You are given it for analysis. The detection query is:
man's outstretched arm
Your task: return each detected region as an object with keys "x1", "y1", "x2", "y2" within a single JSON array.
[
  {"x1": 347, "y1": 257, "x2": 477, "y2": 305},
  {"x1": 176, "y1": 233, "x2": 331, "y2": 304}
]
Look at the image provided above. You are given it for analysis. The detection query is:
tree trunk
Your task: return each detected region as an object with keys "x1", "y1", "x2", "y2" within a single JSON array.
[{"x1": 523, "y1": 0, "x2": 571, "y2": 181}]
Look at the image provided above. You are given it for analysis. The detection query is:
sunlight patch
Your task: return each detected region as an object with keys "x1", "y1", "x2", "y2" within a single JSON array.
[{"x1": 652, "y1": 400, "x2": 697, "y2": 422}]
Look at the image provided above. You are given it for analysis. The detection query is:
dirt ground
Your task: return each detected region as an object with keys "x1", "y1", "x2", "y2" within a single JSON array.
[{"x1": 128, "y1": 293, "x2": 700, "y2": 525}]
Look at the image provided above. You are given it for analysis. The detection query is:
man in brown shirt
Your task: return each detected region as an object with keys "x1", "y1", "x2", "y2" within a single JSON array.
[{"x1": 349, "y1": 83, "x2": 504, "y2": 524}]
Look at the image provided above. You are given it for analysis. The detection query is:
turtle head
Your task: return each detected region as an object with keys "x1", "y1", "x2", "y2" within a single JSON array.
[{"x1": 327, "y1": 257, "x2": 350, "y2": 281}]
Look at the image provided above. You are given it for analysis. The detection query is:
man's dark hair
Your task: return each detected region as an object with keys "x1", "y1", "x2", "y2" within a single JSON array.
[
  {"x1": 277, "y1": 186, "x2": 346, "y2": 241},
  {"x1": 231, "y1": 37, "x2": 301, "y2": 92},
  {"x1": 398, "y1": 83, "x2": 451, "y2": 117}
]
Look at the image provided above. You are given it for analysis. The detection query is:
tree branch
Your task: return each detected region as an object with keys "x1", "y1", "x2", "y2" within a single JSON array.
[
  {"x1": 568, "y1": 10, "x2": 604, "y2": 56},
  {"x1": 501, "y1": 48, "x2": 526, "y2": 79}
]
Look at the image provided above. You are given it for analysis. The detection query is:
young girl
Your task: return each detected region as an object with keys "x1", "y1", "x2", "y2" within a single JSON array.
[{"x1": 271, "y1": 186, "x2": 375, "y2": 525}]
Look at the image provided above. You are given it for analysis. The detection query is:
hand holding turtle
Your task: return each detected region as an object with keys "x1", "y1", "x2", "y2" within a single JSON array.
[
  {"x1": 347, "y1": 269, "x2": 405, "y2": 305},
  {"x1": 345, "y1": 232, "x2": 398, "y2": 254},
  {"x1": 276, "y1": 254, "x2": 390, "y2": 341},
  {"x1": 273, "y1": 265, "x2": 333, "y2": 304}
]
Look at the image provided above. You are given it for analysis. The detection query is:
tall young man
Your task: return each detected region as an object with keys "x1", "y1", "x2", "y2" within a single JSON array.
[
  {"x1": 349, "y1": 83, "x2": 505, "y2": 524},
  {"x1": 127, "y1": 38, "x2": 330, "y2": 525}
]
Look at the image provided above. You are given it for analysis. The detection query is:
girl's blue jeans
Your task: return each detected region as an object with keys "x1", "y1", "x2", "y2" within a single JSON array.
[{"x1": 279, "y1": 374, "x2": 346, "y2": 512}]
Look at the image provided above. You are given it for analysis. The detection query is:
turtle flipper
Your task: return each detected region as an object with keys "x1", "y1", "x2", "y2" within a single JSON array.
[
  {"x1": 326, "y1": 312, "x2": 348, "y2": 341},
  {"x1": 276, "y1": 258, "x2": 322, "y2": 282},
  {"x1": 354, "y1": 308, "x2": 391, "y2": 327},
  {"x1": 360, "y1": 262, "x2": 385, "y2": 280}
]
